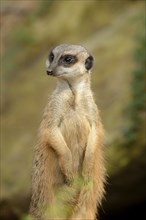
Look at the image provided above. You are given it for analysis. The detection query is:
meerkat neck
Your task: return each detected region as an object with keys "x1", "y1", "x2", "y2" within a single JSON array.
[{"x1": 56, "y1": 74, "x2": 91, "y2": 94}]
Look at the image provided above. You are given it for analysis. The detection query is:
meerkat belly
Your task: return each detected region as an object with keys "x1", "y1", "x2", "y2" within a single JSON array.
[{"x1": 60, "y1": 110, "x2": 90, "y2": 173}]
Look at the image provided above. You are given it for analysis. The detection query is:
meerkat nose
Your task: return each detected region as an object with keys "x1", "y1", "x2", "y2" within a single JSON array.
[{"x1": 46, "y1": 70, "x2": 53, "y2": 75}]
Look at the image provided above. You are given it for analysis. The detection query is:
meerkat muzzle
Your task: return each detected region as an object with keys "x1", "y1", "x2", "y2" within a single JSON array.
[{"x1": 46, "y1": 70, "x2": 54, "y2": 75}]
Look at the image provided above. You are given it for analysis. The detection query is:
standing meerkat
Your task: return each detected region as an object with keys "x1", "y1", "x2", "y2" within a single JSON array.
[{"x1": 30, "y1": 44, "x2": 106, "y2": 220}]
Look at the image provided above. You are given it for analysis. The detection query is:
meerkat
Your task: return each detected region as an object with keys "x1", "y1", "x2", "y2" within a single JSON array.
[{"x1": 30, "y1": 44, "x2": 106, "y2": 220}]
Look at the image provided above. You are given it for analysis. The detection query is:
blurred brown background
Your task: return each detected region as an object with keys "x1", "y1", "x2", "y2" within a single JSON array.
[{"x1": 0, "y1": 0, "x2": 145, "y2": 219}]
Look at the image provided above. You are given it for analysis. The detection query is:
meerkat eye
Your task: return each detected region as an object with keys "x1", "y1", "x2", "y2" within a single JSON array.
[
  {"x1": 64, "y1": 55, "x2": 74, "y2": 63},
  {"x1": 49, "y1": 52, "x2": 54, "y2": 62},
  {"x1": 62, "y1": 55, "x2": 77, "y2": 64}
]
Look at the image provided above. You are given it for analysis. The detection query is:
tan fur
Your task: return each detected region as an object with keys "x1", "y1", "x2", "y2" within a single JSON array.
[{"x1": 30, "y1": 44, "x2": 106, "y2": 220}]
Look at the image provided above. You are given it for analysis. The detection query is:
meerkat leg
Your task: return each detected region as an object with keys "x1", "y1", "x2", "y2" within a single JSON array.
[
  {"x1": 41, "y1": 127, "x2": 74, "y2": 182},
  {"x1": 69, "y1": 186, "x2": 97, "y2": 220},
  {"x1": 82, "y1": 124, "x2": 98, "y2": 181},
  {"x1": 69, "y1": 123, "x2": 105, "y2": 220},
  {"x1": 82, "y1": 122, "x2": 105, "y2": 201}
]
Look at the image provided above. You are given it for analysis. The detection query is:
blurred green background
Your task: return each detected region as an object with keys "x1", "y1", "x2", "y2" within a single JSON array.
[{"x1": 0, "y1": 0, "x2": 145, "y2": 219}]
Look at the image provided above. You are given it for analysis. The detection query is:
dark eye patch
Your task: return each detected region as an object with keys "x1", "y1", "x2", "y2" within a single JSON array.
[
  {"x1": 85, "y1": 55, "x2": 94, "y2": 70},
  {"x1": 59, "y1": 54, "x2": 77, "y2": 66},
  {"x1": 49, "y1": 51, "x2": 54, "y2": 62}
]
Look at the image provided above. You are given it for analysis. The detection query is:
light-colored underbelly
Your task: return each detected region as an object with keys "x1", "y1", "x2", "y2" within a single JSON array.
[{"x1": 60, "y1": 112, "x2": 90, "y2": 173}]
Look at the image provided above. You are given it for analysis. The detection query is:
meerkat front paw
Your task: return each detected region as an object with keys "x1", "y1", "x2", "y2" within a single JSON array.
[
  {"x1": 82, "y1": 170, "x2": 93, "y2": 187},
  {"x1": 64, "y1": 172, "x2": 74, "y2": 186},
  {"x1": 82, "y1": 160, "x2": 94, "y2": 187},
  {"x1": 59, "y1": 151, "x2": 74, "y2": 185}
]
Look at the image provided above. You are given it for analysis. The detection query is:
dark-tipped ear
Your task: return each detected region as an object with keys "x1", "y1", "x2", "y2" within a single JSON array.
[{"x1": 85, "y1": 55, "x2": 94, "y2": 71}]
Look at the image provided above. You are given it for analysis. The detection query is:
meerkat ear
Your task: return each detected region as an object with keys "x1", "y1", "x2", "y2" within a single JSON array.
[{"x1": 85, "y1": 55, "x2": 94, "y2": 71}]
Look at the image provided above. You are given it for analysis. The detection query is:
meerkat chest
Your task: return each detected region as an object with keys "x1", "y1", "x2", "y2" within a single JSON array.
[
  {"x1": 59, "y1": 92, "x2": 92, "y2": 148},
  {"x1": 59, "y1": 94, "x2": 92, "y2": 173}
]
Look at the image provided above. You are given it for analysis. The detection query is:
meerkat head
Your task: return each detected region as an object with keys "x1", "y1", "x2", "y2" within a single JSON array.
[{"x1": 46, "y1": 44, "x2": 94, "y2": 79}]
